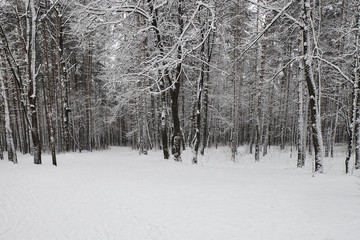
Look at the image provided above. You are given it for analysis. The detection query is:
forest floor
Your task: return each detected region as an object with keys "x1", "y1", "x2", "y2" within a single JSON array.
[{"x1": 0, "y1": 146, "x2": 359, "y2": 240}]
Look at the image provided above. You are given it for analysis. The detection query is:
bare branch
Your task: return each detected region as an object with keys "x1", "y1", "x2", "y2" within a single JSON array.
[
  {"x1": 313, "y1": 56, "x2": 352, "y2": 84},
  {"x1": 235, "y1": 0, "x2": 295, "y2": 62}
]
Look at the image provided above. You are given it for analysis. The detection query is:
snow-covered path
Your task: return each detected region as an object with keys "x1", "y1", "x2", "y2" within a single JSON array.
[{"x1": 0, "y1": 147, "x2": 359, "y2": 240}]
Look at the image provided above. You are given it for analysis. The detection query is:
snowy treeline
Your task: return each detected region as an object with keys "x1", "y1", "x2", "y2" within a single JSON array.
[{"x1": 0, "y1": 0, "x2": 359, "y2": 173}]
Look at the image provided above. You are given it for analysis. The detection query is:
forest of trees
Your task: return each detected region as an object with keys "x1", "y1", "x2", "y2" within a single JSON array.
[{"x1": 0, "y1": 0, "x2": 359, "y2": 174}]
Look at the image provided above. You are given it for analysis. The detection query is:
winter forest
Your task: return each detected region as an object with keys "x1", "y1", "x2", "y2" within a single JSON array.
[{"x1": 1, "y1": 0, "x2": 360, "y2": 239}]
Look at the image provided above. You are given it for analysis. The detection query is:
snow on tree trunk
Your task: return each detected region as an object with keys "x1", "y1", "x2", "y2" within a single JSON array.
[
  {"x1": 192, "y1": 37, "x2": 206, "y2": 164},
  {"x1": 0, "y1": 50, "x2": 17, "y2": 164},
  {"x1": 254, "y1": 2, "x2": 266, "y2": 162},
  {"x1": 298, "y1": 57, "x2": 306, "y2": 168},
  {"x1": 346, "y1": 10, "x2": 360, "y2": 173},
  {"x1": 200, "y1": 31, "x2": 213, "y2": 156},
  {"x1": 41, "y1": 18, "x2": 57, "y2": 166},
  {"x1": 231, "y1": 0, "x2": 240, "y2": 162},
  {"x1": 263, "y1": 89, "x2": 273, "y2": 157},
  {"x1": 28, "y1": 0, "x2": 41, "y2": 164},
  {"x1": 86, "y1": 44, "x2": 93, "y2": 152},
  {"x1": 302, "y1": 0, "x2": 323, "y2": 173},
  {"x1": 160, "y1": 96, "x2": 169, "y2": 160},
  {"x1": 192, "y1": 72, "x2": 204, "y2": 164},
  {"x1": 170, "y1": 0, "x2": 184, "y2": 162},
  {"x1": 200, "y1": 77, "x2": 209, "y2": 156},
  {"x1": 345, "y1": 83, "x2": 358, "y2": 174},
  {"x1": 354, "y1": 10, "x2": 360, "y2": 170},
  {"x1": 55, "y1": 9, "x2": 70, "y2": 152}
]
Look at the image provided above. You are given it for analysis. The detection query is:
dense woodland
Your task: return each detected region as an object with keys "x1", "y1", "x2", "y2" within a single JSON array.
[{"x1": 0, "y1": 0, "x2": 359, "y2": 173}]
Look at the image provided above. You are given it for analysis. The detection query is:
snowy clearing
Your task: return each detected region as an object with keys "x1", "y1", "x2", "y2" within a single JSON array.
[{"x1": 1, "y1": 147, "x2": 359, "y2": 240}]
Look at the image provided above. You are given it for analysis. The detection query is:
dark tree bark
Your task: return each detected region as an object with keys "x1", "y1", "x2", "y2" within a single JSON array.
[
  {"x1": 0, "y1": 129, "x2": 3, "y2": 160},
  {"x1": 169, "y1": 0, "x2": 184, "y2": 162},
  {"x1": 302, "y1": 0, "x2": 323, "y2": 173},
  {"x1": 192, "y1": 42, "x2": 205, "y2": 164},
  {"x1": 86, "y1": 44, "x2": 93, "y2": 152},
  {"x1": 41, "y1": 15, "x2": 57, "y2": 166},
  {"x1": 297, "y1": 58, "x2": 306, "y2": 168},
  {"x1": 55, "y1": 8, "x2": 71, "y2": 152},
  {"x1": 28, "y1": 0, "x2": 41, "y2": 164},
  {"x1": 0, "y1": 49, "x2": 17, "y2": 163},
  {"x1": 231, "y1": 0, "x2": 240, "y2": 162}
]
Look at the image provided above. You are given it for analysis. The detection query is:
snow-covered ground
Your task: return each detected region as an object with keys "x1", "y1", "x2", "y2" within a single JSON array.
[{"x1": 0, "y1": 146, "x2": 359, "y2": 240}]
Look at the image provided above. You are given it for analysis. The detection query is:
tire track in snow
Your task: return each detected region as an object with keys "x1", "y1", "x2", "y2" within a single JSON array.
[
  {"x1": 0, "y1": 196, "x2": 18, "y2": 238},
  {"x1": 0, "y1": 187, "x2": 43, "y2": 240}
]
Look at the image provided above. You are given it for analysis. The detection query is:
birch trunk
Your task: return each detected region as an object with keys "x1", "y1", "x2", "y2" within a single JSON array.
[
  {"x1": 0, "y1": 50, "x2": 17, "y2": 163},
  {"x1": 298, "y1": 57, "x2": 306, "y2": 168},
  {"x1": 28, "y1": 0, "x2": 41, "y2": 164},
  {"x1": 200, "y1": 32, "x2": 213, "y2": 155},
  {"x1": 346, "y1": 9, "x2": 360, "y2": 173},
  {"x1": 302, "y1": 0, "x2": 323, "y2": 173},
  {"x1": 192, "y1": 67, "x2": 204, "y2": 164}
]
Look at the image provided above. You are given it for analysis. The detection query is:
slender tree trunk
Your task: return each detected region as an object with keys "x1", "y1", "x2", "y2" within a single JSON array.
[
  {"x1": 345, "y1": 85, "x2": 358, "y2": 174},
  {"x1": 192, "y1": 76, "x2": 203, "y2": 164},
  {"x1": 42, "y1": 17, "x2": 57, "y2": 166},
  {"x1": 200, "y1": 74, "x2": 209, "y2": 156},
  {"x1": 87, "y1": 45, "x2": 93, "y2": 152},
  {"x1": 192, "y1": 38, "x2": 206, "y2": 164},
  {"x1": 298, "y1": 56, "x2": 306, "y2": 168},
  {"x1": 189, "y1": 98, "x2": 197, "y2": 148},
  {"x1": 0, "y1": 50, "x2": 17, "y2": 163},
  {"x1": 181, "y1": 82, "x2": 186, "y2": 151},
  {"x1": 346, "y1": 10, "x2": 360, "y2": 173},
  {"x1": 160, "y1": 86, "x2": 169, "y2": 159},
  {"x1": 55, "y1": 9, "x2": 71, "y2": 152},
  {"x1": 302, "y1": 0, "x2": 323, "y2": 173},
  {"x1": 28, "y1": 0, "x2": 41, "y2": 164},
  {"x1": 354, "y1": 10, "x2": 360, "y2": 170},
  {"x1": 231, "y1": 0, "x2": 240, "y2": 162},
  {"x1": 354, "y1": 92, "x2": 360, "y2": 169},
  {"x1": 263, "y1": 88, "x2": 273, "y2": 156},
  {"x1": 255, "y1": 3, "x2": 266, "y2": 162},
  {"x1": 0, "y1": 127, "x2": 3, "y2": 160},
  {"x1": 330, "y1": 101, "x2": 339, "y2": 158},
  {"x1": 200, "y1": 34, "x2": 212, "y2": 155}
]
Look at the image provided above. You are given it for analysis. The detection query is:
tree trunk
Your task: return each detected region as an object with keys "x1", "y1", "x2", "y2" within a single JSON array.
[
  {"x1": 42, "y1": 17, "x2": 57, "y2": 166},
  {"x1": 55, "y1": 9, "x2": 71, "y2": 152},
  {"x1": 297, "y1": 55, "x2": 306, "y2": 168},
  {"x1": 302, "y1": 0, "x2": 323, "y2": 173},
  {"x1": 160, "y1": 86, "x2": 169, "y2": 159},
  {"x1": 345, "y1": 85, "x2": 358, "y2": 174},
  {"x1": 192, "y1": 61, "x2": 205, "y2": 164},
  {"x1": 200, "y1": 27, "x2": 215, "y2": 156},
  {"x1": 354, "y1": 10, "x2": 360, "y2": 170},
  {"x1": 147, "y1": 0, "x2": 171, "y2": 159},
  {"x1": 169, "y1": 0, "x2": 184, "y2": 162},
  {"x1": 0, "y1": 127, "x2": 3, "y2": 160},
  {"x1": 255, "y1": 10, "x2": 266, "y2": 162},
  {"x1": 86, "y1": 45, "x2": 93, "y2": 152},
  {"x1": 28, "y1": 0, "x2": 41, "y2": 164},
  {"x1": 0, "y1": 50, "x2": 17, "y2": 163},
  {"x1": 346, "y1": 10, "x2": 360, "y2": 173},
  {"x1": 231, "y1": 0, "x2": 240, "y2": 162}
]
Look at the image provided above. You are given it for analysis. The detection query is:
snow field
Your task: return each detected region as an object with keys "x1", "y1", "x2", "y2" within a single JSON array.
[{"x1": 0, "y1": 146, "x2": 359, "y2": 240}]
